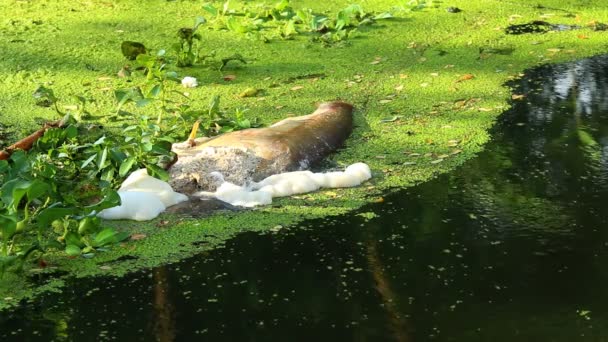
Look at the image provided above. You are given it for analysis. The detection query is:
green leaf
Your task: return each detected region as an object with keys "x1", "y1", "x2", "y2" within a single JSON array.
[
  {"x1": 147, "y1": 84, "x2": 163, "y2": 98},
  {"x1": 85, "y1": 190, "x2": 121, "y2": 212},
  {"x1": 37, "y1": 206, "x2": 74, "y2": 230},
  {"x1": 26, "y1": 180, "x2": 50, "y2": 202},
  {"x1": 578, "y1": 129, "x2": 598, "y2": 146},
  {"x1": 65, "y1": 244, "x2": 81, "y2": 256},
  {"x1": 119, "y1": 157, "x2": 136, "y2": 177},
  {"x1": 194, "y1": 16, "x2": 207, "y2": 30},
  {"x1": 145, "y1": 164, "x2": 169, "y2": 181},
  {"x1": 136, "y1": 99, "x2": 153, "y2": 108},
  {"x1": 0, "y1": 214, "x2": 17, "y2": 241},
  {"x1": 373, "y1": 12, "x2": 393, "y2": 20},
  {"x1": 97, "y1": 147, "x2": 108, "y2": 171},
  {"x1": 81, "y1": 154, "x2": 96, "y2": 169},
  {"x1": 202, "y1": 3, "x2": 218, "y2": 17},
  {"x1": 93, "y1": 228, "x2": 119, "y2": 247},
  {"x1": 65, "y1": 231, "x2": 84, "y2": 248}
]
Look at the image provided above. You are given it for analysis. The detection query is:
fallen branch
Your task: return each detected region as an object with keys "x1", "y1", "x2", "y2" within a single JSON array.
[{"x1": 0, "y1": 118, "x2": 68, "y2": 161}]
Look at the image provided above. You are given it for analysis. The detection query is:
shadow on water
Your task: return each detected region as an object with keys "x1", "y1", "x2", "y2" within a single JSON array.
[{"x1": 3, "y1": 55, "x2": 608, "y2": 341}]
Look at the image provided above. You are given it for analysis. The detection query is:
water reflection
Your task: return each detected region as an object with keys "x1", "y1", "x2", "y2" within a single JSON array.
[{"x1": 3, "y1": 55, "x2": 608, "y2": 341}]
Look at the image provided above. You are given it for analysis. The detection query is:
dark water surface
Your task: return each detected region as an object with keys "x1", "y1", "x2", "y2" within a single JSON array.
[{"x1": 3, "y1": 56, "x2": 608, "y2": 341}]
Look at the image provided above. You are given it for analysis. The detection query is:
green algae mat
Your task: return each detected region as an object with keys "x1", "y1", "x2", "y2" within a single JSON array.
[{"x1": 1, "y1": 0, "x2": 608, "y2": 309}]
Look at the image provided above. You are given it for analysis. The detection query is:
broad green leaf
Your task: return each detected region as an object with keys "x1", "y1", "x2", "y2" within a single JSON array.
[
  {"x1": 65, "y1": 232, "x2": 84, "y2": 248},
  {"x1": 119, "y1": 157, "x2": 136, "y2": 177},
  {"x1": 65, "y1": 244, "x2": 81, "y2": 256},
  {"x1": 37, "y1": 206, "x2": 74, "y2": 230},
  {"x1": 0, "y1": 214, "x2": 17, "y2": 240},
  {"x1": 93, "y1": 228, "x2": 119, "y2": 247},
  {"x1": 26, "y1": 180, "x2": 50, "y2": 202},
  {"x1": 147, "y1": 84, "x2": 163, "y2": 98}
]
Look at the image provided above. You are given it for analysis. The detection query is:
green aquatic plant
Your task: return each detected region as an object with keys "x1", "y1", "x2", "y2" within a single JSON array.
[{"x1": 175, "y1": 17, "x2": 207, "y2": 67}]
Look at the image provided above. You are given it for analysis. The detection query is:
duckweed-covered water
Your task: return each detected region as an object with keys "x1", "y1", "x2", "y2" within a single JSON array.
[{"x1": 3, "y1": 56, "x2": 608, "y2": 341}]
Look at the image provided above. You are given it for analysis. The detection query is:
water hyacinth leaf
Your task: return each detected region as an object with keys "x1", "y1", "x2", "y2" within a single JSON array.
[
  {"x1": 26, "y1": 180, "x2": 50, "y2": 202},
  {"x1": 37, "y1": 206, "x2": 74, "y2": 230},
  {"x1": 0, "y1": 214, "x2": 17, "y2": 241},
  {"x1": 65, "y1": 232, "x2": 84, "y2": 248},
  {"x1": 32, "y1": 85, "x2": 58, "y2": 107},
  {"x1": 93, "y1": 228, "x2": 127, "y2": 247},
  {"x1": 220, "y1": 54, "x2": 246, "y2": 71},
  {"x1": 65, "y1": 244, "x2": 81, "y2": 256}
]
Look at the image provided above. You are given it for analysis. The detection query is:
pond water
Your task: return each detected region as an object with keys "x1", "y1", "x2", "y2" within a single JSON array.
[{"x1": 3, "y1": 56, "x2": 608, "y2": 341}]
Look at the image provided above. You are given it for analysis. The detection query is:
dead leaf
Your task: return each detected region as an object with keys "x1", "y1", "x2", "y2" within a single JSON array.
[
  {"x1": 395, "y1": 85, "x2": 404, "y2": 91},
  {"x1": 430, "y1": 159, "x2": 444, "y2": 164},
  {"x1": 99, "y1": 265, "x2": 112, "y2": 270},
  {"x1": 97, "y1": 76, "x2": 112, "y2": 81},
  {"x1": 399, "y1": 74, "x2": 409, "y2": 79},
  {"x1": 130, "y1": 234, "x2": 147, "y2": 241},
  {"x1": 290, "y1": 85, "x2": 304, "y2": 91},
  {"x1": 511, "y1": 94, "x2": 526, "y2": 100},
  {"x1": 403, "y1": 161, "x2": 416, "y2": 166},
  {"x1": 379, "y1": 99, "x2": 393, "y2": 104},
  {"x1": 477, "y1": 107, "x2": 493, "y2": 112},
  {"x1": 239, "y1": 88, "x2": 260, "y2": 98},
  {"x1": 374, "y1": 197, "x2": 385, "y2": 203},
  {"x1": 456, "y1": 74, "x2": 475, "y2": 83},
  {"x1": 577, "y1": 34, "x2": 589, "y2": 39},
  {"x1": 223, "y1": 75, "x2": 237, "y2": 81},
  {"x1": 380, "y1": 115, "x2": 402, "y2": 122},
  {"x1": 430, "y1": 72, "x2": 439, "y2": 77}
]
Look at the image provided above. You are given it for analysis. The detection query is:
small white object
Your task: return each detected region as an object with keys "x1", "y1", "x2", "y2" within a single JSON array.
[
  {"x1": 98, "y1": 169, "x2": 188, "y2": 221},
  {"x1": 181, "y1": 76, "x2": 198, "y2": 88}
]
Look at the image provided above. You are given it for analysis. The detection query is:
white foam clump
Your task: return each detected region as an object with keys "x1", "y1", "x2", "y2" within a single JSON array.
[
  {"x1": 181, "y1": 76, "x2": 198, "y2": 88},
  {"x1": 208, "y1": 162, "x2": 372, "y2": 207},
  {"x1": 98, "y1": 169, "x2": 189, "y2": 221}
]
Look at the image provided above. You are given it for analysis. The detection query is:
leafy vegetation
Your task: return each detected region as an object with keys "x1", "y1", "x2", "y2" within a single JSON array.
[{"x1": 200, "y1": 0, "x2": 393, "y2": 45}]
